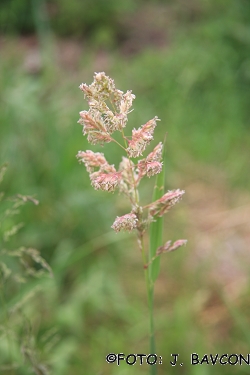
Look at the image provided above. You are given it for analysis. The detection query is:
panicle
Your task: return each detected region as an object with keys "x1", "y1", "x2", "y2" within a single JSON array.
[
  {"x1": 126, "y1": 117, "x2": 160, "y2": 158},
  {"x1": 111, "y1": 212, "x2": 138, "y2": 232},
  {"x1": 76, "y1": 72, "x2": 186, "y2": 268},
  {"x1": 138, "y1": 142, "x2": 163, "y2": 178},
  {"x1": 148, "y1": 189, "x2": 185, "y2": 217}
]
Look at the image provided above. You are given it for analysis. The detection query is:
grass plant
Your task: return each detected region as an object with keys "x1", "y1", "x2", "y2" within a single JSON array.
[{"x1": 76, "y1": 72, "x2": 187, "y2": 373}]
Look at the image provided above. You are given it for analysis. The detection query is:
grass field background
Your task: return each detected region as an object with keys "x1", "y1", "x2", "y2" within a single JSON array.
[{"x1": 1, "y1": 1, "x2": 250, "y2": 374}]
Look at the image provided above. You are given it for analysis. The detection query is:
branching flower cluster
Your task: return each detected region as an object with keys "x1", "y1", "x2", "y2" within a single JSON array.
[{"x1": 77, "y1": 72, "x2": 186, "y2": 257}]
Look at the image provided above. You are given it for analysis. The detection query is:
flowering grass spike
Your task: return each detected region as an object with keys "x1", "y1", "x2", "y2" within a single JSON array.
[{"x1": 77, "y1": 72, "x2": 187, "y2": 375}]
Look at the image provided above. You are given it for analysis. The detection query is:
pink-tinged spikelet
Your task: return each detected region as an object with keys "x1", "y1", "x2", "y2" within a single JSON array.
[
  {"x1": 79, "y1": 72, "x2": 136, "y2": 134},
  {"x1": 111, "y1": 213, "x2": 138, "y2": 232},
  {"x1": 118, "y1": 157, "x2": 139, "y2": 199},
  {"x1": 156, "y1": 239, "x2": 187, "y2": 255},
  {"x1": 79, "y1": 72, "x2": 115, "y2": 102},
  {"x1": 90, "y1": 171, "x2": 122, "y2": 192},
  {"x1": 138, "y1": 142, "x2": 163, "y2": 178},
  {"x1": 78, "y1": 110, "x2": 112, "y2": 145},
  {"x1": 76, "y1": 150, "x2": 108, "y2": 173},
  {"x1": 126, "y1": 117, "x2": 160, "y2": 158},
  {"x1": 119, "y1": 90, "x2": 136, "y2": 118},
  {"x1": 148, "y1": 189, "x2": 185, "y2": 217}
]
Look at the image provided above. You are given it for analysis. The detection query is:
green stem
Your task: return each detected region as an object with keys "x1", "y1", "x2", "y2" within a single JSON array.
[
  {"x1": 122, "y1": 121, "x2": 157, "y2": 374},
  {"x1": 140, "y1": 234, "x2": 157, "y2": 375},
  {"x1": 149, "y1": 284, "x2": 156, "y2": 373},
  {"x1": 110, "y1": 136, "x2": 127, "y2": 151}
]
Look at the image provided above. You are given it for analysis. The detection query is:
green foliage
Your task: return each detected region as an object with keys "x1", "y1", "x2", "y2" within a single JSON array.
[
  {"x1": 0, "y1": 0, "x2": 34, "y2": 34},
  {"x1": 0, "y1": 0, "x2": 136, "y2": 44},
  {"x1": 52, "y1": 0, "x2": 136, "y2": 39},
  {"x1": 0, "y1": 164, "x2": 53, "y2": 374},
  {"x1": 114, "y1": 0, "x2": 250, "y2": 187}
]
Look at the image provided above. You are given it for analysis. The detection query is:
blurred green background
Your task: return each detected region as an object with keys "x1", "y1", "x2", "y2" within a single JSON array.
[{"x1": 1, "y1": 0, "x2": 250, "y2": 374}]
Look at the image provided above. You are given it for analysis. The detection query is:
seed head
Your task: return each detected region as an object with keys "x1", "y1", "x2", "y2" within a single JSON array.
[
  {"x1": 138, "y1": 142, "x2": 163, "y2": 178},
  {"x1": 126, "y1": 117, "x2": 160, "y2": 158},
  {"x1": 78, "y1": 110, "x2": 112, "y2": 145},
  {"x1": 90, "y1": 171, "x2": 121, "y2": 192},
  {"x1": 79, "y1": 72, "x2": 115, "y2": 102},
  {"x1": 77, "y1": 73, "x2": 186, "y2": 244},
  {"x1": 148, "y1": 189, "x2": 185, "y2": 217},
  {"x1": 79, "y1": 72, "x2": 136, "y2": 135},
  {"x1": 111, "y1": 213, "x2": 138, "y2": 232},
  {"x1": 156, "y1": 239, "x2": 187, "y2": 255},
  {"x1": 76, "y1": 150, "x2": 108, "y2": 173},
  {"x1": 119, "y1": 90, "x2": 136, "y2": 119}
]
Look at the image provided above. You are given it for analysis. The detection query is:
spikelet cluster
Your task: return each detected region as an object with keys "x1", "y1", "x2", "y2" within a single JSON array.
[
  {"x1": 77, "y1": 72, "x2": 186, "y2": 251},
  {"x1": 78, "y1": 72, "x2": 135, "y2": 140}
]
